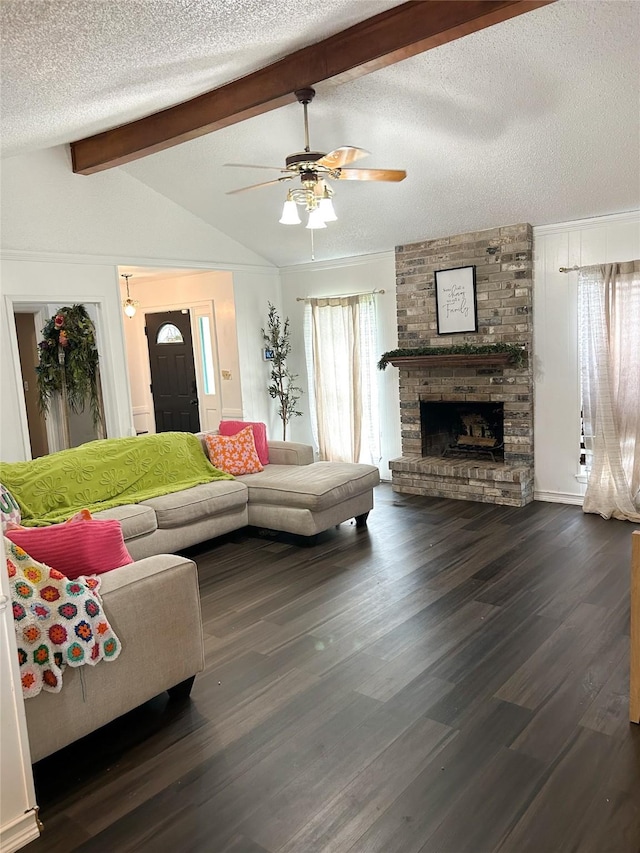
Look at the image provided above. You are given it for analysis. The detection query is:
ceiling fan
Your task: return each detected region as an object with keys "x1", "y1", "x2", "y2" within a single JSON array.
[{"x1": 225, "y1": 88, "x2": 406, "y2": 229}]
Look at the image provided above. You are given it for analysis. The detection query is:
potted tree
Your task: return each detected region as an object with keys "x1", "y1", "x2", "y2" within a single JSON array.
[{"x1": 262, "y1": 302, "x2": 303, "y2": 441}]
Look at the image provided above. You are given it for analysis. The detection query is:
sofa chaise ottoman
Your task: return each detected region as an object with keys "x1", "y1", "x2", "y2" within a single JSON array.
[
  {"x1": 236, "y1": 460, "x2": 378, "y2": 537},
  {"x1": 200, "y1": 435, "x2": 380, "y2": 538}
]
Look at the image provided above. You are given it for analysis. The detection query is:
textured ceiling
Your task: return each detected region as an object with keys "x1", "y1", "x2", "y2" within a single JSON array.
[{"x1": 2, "y1": 0, "x2": 639, "y2": 267}]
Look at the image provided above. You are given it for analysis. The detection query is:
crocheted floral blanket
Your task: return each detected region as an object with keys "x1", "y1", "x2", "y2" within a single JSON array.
[{"x1": 5, "y1": 537, "x2": 121, "y2": 698}]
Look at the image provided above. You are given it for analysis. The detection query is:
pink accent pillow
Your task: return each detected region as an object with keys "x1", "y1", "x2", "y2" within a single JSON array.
[
  {"x1": 205, "y1": 426, "x2": 264, "y2": 475},
  {"x1": 5, "y1": 512, "x2": 133, "y2": 579},
  {"x1": 219, "y1": 421, "x2": 269, "y2": 465}
]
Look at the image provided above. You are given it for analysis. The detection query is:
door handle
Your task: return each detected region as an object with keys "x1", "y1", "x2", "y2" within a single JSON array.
[{"x1": 190, "y1": 399, "x2": 199, "y2": 406}]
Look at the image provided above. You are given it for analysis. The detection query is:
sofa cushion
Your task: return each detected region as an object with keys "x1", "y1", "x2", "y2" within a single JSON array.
[
  {"x1": 219, "y1": 421, "x2": 269, "y2": 465},
  {"x1": 236, "y1": 462, "x2": 380, "y2": 512},
  {"x1": 92, "y1": 505, "x2": 157, "y2": 541},
  {"x1": 140, "y1": 481, "x2": 248, "y2": 529}
]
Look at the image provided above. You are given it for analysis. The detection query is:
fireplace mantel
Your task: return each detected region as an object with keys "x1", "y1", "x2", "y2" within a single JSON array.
[{"x1": 388, "y1": 353, "x2": 514, "y2": 369}]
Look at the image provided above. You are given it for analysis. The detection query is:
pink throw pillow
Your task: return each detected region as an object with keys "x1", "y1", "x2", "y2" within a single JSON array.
[
  {"x1": 219, "y1": 421, "x2": 269, "y2": 465},
  {"x1": 205, "y1": 426, "x2": 264, "y2": 475},
  {"x1": 5, "y1": 512, "x2": 133, "y2": 579}
]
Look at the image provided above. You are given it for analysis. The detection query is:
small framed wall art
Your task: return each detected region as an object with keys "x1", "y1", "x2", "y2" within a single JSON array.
[{"x1": 434, "y1": 265, "x2": 478, "y2": 335}]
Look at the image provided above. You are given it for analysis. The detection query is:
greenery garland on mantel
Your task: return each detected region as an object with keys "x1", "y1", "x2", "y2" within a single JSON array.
[
  {"x1": 378, "y1": 343, "x2": 526, "y2": 370},
  {"x1": 36, "y1": 304, "x2": 104, "y2": 428}
]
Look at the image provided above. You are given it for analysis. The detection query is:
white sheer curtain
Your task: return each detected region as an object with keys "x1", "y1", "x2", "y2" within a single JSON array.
[
  {"x1": 304, "y1": 294, "x2": 380, "y2": 464},
  {"x1": 578, "y1": 261, "x2": 640, "y2": 522}
]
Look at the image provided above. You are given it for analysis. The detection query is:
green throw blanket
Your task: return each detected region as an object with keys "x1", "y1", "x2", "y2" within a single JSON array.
[{"x1": 1, "y1": 432, "x2": 233, "y2": 526}]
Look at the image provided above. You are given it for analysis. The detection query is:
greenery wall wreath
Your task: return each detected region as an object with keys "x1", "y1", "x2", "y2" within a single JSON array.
[{"x1": 36, "y1": 304, "x2": 104, "y2": 429}]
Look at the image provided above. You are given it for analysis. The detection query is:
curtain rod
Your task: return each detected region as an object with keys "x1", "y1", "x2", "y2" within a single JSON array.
[
  {"x1": 296, "y1": 288, "x2": 385, "y2": 302},
  {"x1": 559, "y1": 266, "x2": 581, "y2": 273}
]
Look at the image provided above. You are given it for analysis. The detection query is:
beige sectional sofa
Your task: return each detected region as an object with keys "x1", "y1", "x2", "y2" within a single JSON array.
[
  {"x1": 95, "y1": 438, "x2": 380, "y2": 559},
  {"x1": 20, "y1": 436, "x2": 379, "y2": 761}
]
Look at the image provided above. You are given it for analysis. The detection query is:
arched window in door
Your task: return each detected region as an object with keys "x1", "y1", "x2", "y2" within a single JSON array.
[{"x1": 156, "y1": 323, "x2": 184, "y2": 344}]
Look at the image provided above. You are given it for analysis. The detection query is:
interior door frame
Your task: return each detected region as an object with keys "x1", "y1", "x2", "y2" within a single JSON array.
[{"x1": 3, "y1": 295, "x2": 118, "y2": 459}]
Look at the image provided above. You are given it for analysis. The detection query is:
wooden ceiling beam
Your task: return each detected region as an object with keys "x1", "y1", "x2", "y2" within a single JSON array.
[{"x1": 71, "y1": 0, "x2": 553, "y2": 175}]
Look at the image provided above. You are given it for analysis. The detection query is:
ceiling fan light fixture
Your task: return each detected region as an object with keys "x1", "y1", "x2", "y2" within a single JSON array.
[
  {"x1": 279, "y1": 194, "x2": 301, "y2": 225},
  {"x1": 306, "y1": 207, "x2": 327, "y2": 230},
  {"x1": 227, "y1": 87, "x2": 404, "y2": 246},
  {"x1": 318, "y1": 195, "x2": 337, "y2": 223}
]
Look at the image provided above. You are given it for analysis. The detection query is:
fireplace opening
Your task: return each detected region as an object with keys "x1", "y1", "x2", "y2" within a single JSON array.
[{"x1": 420, "y1": 401, "x2": 505, "y2": 461}]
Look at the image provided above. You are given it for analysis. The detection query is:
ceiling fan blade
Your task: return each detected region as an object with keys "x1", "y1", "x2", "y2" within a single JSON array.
[
  {"x1": 226, "y1": 176, "x2": 292, "y2": 195},
  {"x1": 336, "y1": 168, "x2": 407, "y2": 182},
  {"x1": 316, "y1": 147, "x2": 369, "y2": 169},
  {"x1": 224, "y1": 162, "x2": 284, "y2": 171}
]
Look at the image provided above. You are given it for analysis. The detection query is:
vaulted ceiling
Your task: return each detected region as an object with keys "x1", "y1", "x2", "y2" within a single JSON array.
[{"x1": 2, "y1": 0, "x2": 639, "y2": 266}]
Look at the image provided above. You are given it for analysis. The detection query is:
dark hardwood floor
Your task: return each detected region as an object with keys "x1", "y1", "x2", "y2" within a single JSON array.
[{"x1": 26, "y1": 485, "x2": 640, "y2": 852}]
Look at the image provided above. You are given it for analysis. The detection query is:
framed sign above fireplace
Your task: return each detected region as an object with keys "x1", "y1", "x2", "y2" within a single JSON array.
[{"x1": 435, "y1": 265, "x2": 478, "y2": 335}]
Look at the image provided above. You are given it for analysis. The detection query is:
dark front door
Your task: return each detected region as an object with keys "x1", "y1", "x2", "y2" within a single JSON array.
[{"x1": 146, "y1": 310, "x2": 200, "y2": 433}]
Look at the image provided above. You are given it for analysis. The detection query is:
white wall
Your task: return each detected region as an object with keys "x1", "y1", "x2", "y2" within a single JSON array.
[
  {"x1": 533, "y1": 210, "x2": 640, "y2": 503},
  {"x1": 0, "y1": 147, "x2": 276, "y2": 462},
  {"x1": 0, "y1": 147, "x2": 270, "y2": 266},
  {"x1": 232, "y1": 269, "x2": 284, "y2": 439},
  {"x1": 279, "y1": 252, "x2": 400, "y2": 478}
]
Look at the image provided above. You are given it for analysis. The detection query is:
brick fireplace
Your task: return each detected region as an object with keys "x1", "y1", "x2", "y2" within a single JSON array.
[{"x1": 390, "y1": 223, "x2": 534, "y2": 507}]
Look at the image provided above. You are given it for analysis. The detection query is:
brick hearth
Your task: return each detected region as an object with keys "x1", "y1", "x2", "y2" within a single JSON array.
[{"x1": 390, "y1": 223, "x2": 534, "y2": 507}]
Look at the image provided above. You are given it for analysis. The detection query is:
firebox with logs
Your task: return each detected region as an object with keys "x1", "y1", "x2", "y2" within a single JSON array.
[{"x1": 420, "y1": 401, "x2": 505, "y2": 463}]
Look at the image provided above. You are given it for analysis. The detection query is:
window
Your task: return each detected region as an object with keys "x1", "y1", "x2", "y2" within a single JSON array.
[
  {"x1": 304, "y1": 293, "x2": 380, "y2": 465},
  {"x1": 198, "y1": 316, "x2": 215, "y2": 395},
  {"x1": 156, "y1": 323, "x2": 183, "y2": 344}
]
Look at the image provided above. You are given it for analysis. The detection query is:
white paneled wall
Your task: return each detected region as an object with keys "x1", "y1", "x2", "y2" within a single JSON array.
[{"x1": 533, "y1": 211, "x2": 640, "y2": 503}]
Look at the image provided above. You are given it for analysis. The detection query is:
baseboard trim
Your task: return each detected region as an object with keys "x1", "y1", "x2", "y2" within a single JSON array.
[
  {"x1": 0, "y1": 810, "x2": 41, "y2": 853},
  {"x1": 535, "y1": 490, "x2": 584, "y2": 506}
]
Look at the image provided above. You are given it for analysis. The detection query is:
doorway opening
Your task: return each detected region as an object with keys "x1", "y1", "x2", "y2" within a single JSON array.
[
  {"x1": 14, "y1": 312, "x2": 49, "y2": 458},
  {"x1": 118, "y1": 266, "x2": 237, "y2": 436},
  {"x1": 13, "y1": 306, "x2": 106, "y2": 457}
]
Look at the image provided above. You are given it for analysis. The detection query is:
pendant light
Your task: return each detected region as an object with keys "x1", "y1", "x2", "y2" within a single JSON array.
[{"x1": 121, "y1": 274, "x2": 139, "y2": 319}]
